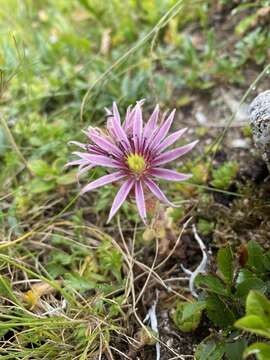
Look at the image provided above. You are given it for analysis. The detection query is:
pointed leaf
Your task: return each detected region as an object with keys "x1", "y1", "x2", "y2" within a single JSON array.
[
  {"x1": 206, "y1": 294, "x2": 236, "y2": 328},
  {"x1": 247, "y1": 240, "x2": 265, "y2": 273},
  {"x1": 217, "y1": 246, "x2": 234, "y2": 286},
  {"x1": 195, "y1": 274, "x2": 228, "y2": 296},
  {"x1": 195, "y1": 337, "x2": 225, "y2": 360},
  {"x1": 244, "y1": 342, "x2": 270, "y2": 360}
]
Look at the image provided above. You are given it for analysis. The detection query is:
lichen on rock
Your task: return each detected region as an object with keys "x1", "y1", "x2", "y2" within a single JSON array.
[{"x1": 249, "y1": 90, "x2": 270, "y2": 171}]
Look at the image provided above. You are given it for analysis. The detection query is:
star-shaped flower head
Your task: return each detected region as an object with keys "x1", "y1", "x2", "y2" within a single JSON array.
[{"x1": 67, "y1": 101, "x2": 198, "y2": 223}]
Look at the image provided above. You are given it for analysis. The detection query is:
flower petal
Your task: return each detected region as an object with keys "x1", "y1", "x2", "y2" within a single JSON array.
[
  {"x1": 122, "y1": 105, "x2": 132, "y2": 131},
  {"x1": 86, "y1": 146, "x2": 106, "y2": 156},
  {"x1": 73, "y1": 152, "x2": 124, "y2": 168},
  {"x1": 77, "y1": 164, "x2": 95, "y2": 177},
  {"x1": 124, "y1": 100, "x2": 145, "y2": 134},
  {"x1": 81, "y1": 171, "x2": 126, "y2": 194},
  {"x1": 65, "y1": 159, "x2": 88, "y2": 168},
  {"x1": 105, "y1": 107, "x2": 112, "y2": 116},
  {"x1": 155, "y1": 127, "x2": 187, "y2": 154},
  {"x1": 135, "y1": 180, "x2": 146, "y2": 223},
  {"x1": 107, "y1": 178, "x2": 135, "y2": 222},
  {"x1": 68, "y1": 141, "x2": 86, "y2": 149},
  {"x1": 152, "y1": 140, "x2": 198, "y2": 166},
  {"x1": 106, "y1": 117, "x2": 117, "y2": 138},
  {"x1": 144, "y1": 178, "x2": 177, "y2": 207},
  {"x1": 149, "y1": 168, "x2": 192, "y2": 181},
  {"x1": 105, "y1": 103, "x2": 122, "y2": 139},
  {"x1": 113, "y1": 102, "x2": 121, "y2": 123},
  {"x1": 88, "y1": 131, "x2": 123, "y2": 158},
  {"x1": 143, "y1": 105, "x2": 159, "y2": 141},
  {"x1": 111, "y1": 112, "x2": 131, "y2": 152},
  {"x1": 149, "y1": 109, "x2": 175, "y2": 151},
  {"x1": 133, "y1": 104, "x2": 143, "y2": 152}
]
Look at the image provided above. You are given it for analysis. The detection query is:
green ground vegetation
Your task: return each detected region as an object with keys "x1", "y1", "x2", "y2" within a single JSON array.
[{"x1": 0, "y1": 0, "x2": 270, "y2": 358}]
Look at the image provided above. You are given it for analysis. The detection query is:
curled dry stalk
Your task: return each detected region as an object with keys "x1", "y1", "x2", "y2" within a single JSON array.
[{"x1": 181, "y1": 224, "x2": 209, "y2": 298}]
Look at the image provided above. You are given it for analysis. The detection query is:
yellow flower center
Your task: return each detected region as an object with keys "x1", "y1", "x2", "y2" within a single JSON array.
[{"x1": 127, "y1": 153, "x2": 146, "y2": 173}]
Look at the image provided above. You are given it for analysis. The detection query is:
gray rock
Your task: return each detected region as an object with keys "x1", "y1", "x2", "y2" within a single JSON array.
[{"x1": 249, "y1": 90, "x2": 270, "y2": 171}]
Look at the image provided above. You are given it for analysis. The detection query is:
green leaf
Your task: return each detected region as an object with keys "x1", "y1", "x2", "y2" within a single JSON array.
[
  {"x1": 235, "y1": 14, "x2": 258, "y2": 35},
  {"x1": 225, "y1": 339, "x2": 247, "y2": 360},
  {"x1": 196, "y1": 274, "x2": 228, "y2": 296},
  {"x1": 247, "y1": 240, "x2": 265, "y2": 273},
  {"x1": 172, "y1": 301, "x2": 205, "y2": 332},
  {"x1": 206, "y1": 294, "x2": 236, "y2": 328},
  {"x1": 108, "y1": 295, "x2": 125, "y2": 317},
  {"x1": 235, "y1": 291, "x2": 270, "y2": 339},
  {"x1": 0, "y1": 327, "x2": 10, "y2": 338},
  {"x1": 0, "y1": 275, "x2": 21, "y2": 305},
  {"x1": 28, "y1": 179, "x2": 56, "y2": 194},
  {"x1": 56, "y1": 172, "x2": 77, "y2": 185},
  {"x1": 98, "y1": 241, "x2": 123, "y2": 283},
  {"x1": 195, "y1": 338, "x2": 225, "y2": 360},
  {"x1": 217, "y1": 246, "x2": 234, "y2": 285},
  {"x1": 46, "y1": 263, "x2": 67, "y2": 278},
  {"x1": 262, "y1": 250, "x2": 270, "y2": 271},
  {"x1": 64, "y1": 273, "x2": 96, "y2": 292},
  {"x1": 236, "y1": 269, "x2": 266, "y2": 301},
  {"x1": 244, "y1": 342, "x2": 270, "y2": 360},
  {"x1": 236, "y1": 279, "x2": 266, "y2": 301},
  {"x1": 0, "y1": 275, "x2": 13, "y2": 298},
  {"x1": 246, "y1": 291, "x2": 270, "y2": 320},
  {"x1": 52, "y1": 251, "x2": 73, "y2": 266},
  {"x1": 235, "y1": 315, "x2": 270, "y2": 338},
  {"x1": 237, "y1": 269, "x2": 261, "y2": 284},
  {"x1": 182, "y1": 301, "x2": 206, "y2": 321},
  {"x1": 28, "y1": 159, "x2": 52, "y2": 177},
  {"x1": 0, "y1": 126, "x2": 7, "y2": 156}
]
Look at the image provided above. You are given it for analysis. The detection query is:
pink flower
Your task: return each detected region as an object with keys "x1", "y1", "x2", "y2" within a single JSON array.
[{"x1": 67, "y1": 101, "x2": 198, "y2": 223}]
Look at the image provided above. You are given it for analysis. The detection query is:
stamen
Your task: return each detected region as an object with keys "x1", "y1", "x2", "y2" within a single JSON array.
[{"x1": 127, "y1": 153, "x2": 146, "y2": 173}]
